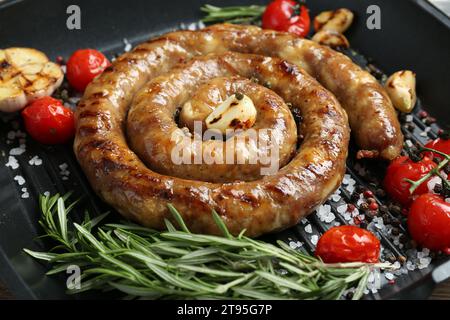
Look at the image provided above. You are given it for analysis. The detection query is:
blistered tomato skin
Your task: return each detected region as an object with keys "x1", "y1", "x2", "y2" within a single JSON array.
[
  {"x1": 66, "y1": 49, "x2": 111, "y2": 92},
  {"x1": 383, "y1": 156, "x2": 437, "y2": 206},
  {"x1": 408, "y1": 194, "x2": 450, "y2": 253},
  {"x1": 315, "y1": 225, "x2": 380, "y2": 263},
  {"x1": 21, "y1": 97, "x2": 75, "y2": 145}
]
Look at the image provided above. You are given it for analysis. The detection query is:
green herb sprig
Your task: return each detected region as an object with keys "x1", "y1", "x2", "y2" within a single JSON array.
[
  {"x1": 201, "y1": 4, "x2": 266, "y2": 24},
  {"x1": 25, "y1": 194, "x2": 393, "y2": 300}
]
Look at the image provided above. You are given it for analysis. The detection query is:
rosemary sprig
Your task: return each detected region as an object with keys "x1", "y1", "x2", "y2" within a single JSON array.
[
  {"x1": 25, "y1": 193, "x2": 393, "y2": 300},
  {"x1": 406, "y1": 146, "x2": 450, "y2": 195},
  {"x1": 201, "y1": 4, "x2": 266, "y2": 24}
]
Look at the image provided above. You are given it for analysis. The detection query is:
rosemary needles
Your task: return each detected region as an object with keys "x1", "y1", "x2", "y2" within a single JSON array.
[{"x1": 25, "y1": 193, "x2": 390, "y2": 299}]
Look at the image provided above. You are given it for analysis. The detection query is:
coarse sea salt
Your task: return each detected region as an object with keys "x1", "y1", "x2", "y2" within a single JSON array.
[
  {"x1": 310, "y1": 235, "x2": 318, "y2": 245},
  {"x1": 330, "y1": 194, "x2": 341, "y2": 202},
  {"x1": 337, "y1": 204, "x2": 347, "y2": 214},
  {"x1": 9, "y1": 145, "x2": 26, "y2": 156},
  {"x1": 289, "y1": 240, "x2": 303, "y2": 249},
  {"x1": 14, "y1": 175, "x2": 25, "y2": 186},
  {"x1": 123, "y1": 38, "x2": 132, "y2": 52},
  {"x1": 29, "y1": 155, "x2": 43, "y2": 166},
  {"x1": 5, "y1": 156, "x2": 19, "y2": 170},
  {"x1": 384, "y1": 272, "x2": 395, "y2": 280},
  {"x1": 304, "y1": 224, "x2": 312, "y2": 233}
]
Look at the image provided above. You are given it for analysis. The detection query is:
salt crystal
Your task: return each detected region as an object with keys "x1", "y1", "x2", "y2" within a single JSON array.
[
  {"x1": 324, "y1": 213, "x2": 336, "y2": 223},
  {"x1": 5, "y1": 156, "x2": 19, "y2": 170},
  {"x1": 405, "y1": 140, "x2": 413, "y2": 148},
  {"x1": 59, "y1": 163, "x2": 68, "y2": 171},
  {"x1": 187, "y1": 22, "x2": 197, "y2": 30},
  {"x1": 44, "y1": 191, "x2": 50, "y2": 197},
  {"x1": 21, "y1": 192, "x2": 29, "y2": 199},
  {"x1": 7, "y1": 131, "x2": 15, "y2": 140},
  {"x1": 9, "y1": 145, "x2": 26, "y2": 156},
  {"x1": 197, "y1": 21, "x2": 206, "y2": 29},
  {"x1": 346, "y1": 185, "x2": 355, "y2": 194},
  {"x1": 310, "y1": 235, "x2": 318, "y2": 245},
  {"x1": 123, "y1": 38, "x2": 132, "y2": 52},
  {"x1": 331, "y1": 194, "x2": 341, "y2": 202},
  {"x1": 427, "y1": 176, "x2": 442, "y2": 193},
  {"x1": 405, "y1": 115, "x2": 413, "y2": 122},
  {"x1": 289, "y1": 240, "x2": 303, "y2": 249},
  {"x1": 29, "y1": 155, "x2": 43, "y2": 166},
  {"x1": 384, "y1": 272, "x2": 395, "y2": 280},
  {"x1": 337, "y1": 204, "x2": 347, "y2": 214},
  {"x1": 343, "y1": 174, "x2": 351, "y2": 185},
  {"x1": 304, "y1": 224, "x2": 312, "y2": 233},
  {"x1": 14, "y1": 175, "x2": 25, "y2": 186}
]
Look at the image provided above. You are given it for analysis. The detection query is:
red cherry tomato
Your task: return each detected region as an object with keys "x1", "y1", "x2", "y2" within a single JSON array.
[
  {"x1": 315, "y1": 226, "x2": 380, "y2": 263},
  {"x1": 262, "y1": 0, "x2": 311, "y2": 38},
  {"x1": 21, "y1": 97, "x2": 75, "y2": 145},
  {"x1": 66, "y1": 49, "x2": 110, "y2": 92},
  {"x1": 383, "y1": 156, "x2": 437, "y2": 206},
  {"x1": 423, "y1": 138, "x2": 450, "y2": 161},
  {"x1": 408, "y1": 193, "x2": 450, "y2": 252}
]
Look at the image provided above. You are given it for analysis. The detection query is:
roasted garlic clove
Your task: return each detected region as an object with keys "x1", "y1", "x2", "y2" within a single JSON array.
[
  {"x1": 0, "y1": 48, "x2": 64, "y2": 112},
  {"x1": 312, "y1": 30, "x2": 350, "y2": 48},
  {"x1": 205, "y1": 93, "x2": 257, "y2": 134},
  {"x1": 314, "y1": 8, "x2": 354, "y2": 34},
  {"x1": 385, "y1": 70, "x2": 417, "y2": 113}
]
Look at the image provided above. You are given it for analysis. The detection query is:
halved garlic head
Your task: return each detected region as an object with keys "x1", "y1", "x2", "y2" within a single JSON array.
[
  {"x1": 312, "y1": 30, "x2": 350, "y2": 48},
  {"x1": 385, "y1": 70, "x2": 417, "y2": 113},
  {"x1": 205, "y1": 93, "x2": 257, "y2": 134},
  {"x1": 314, "y1": 8, "x2": 354, "y2": 34},
  {"x1": 0, "y1": 47, "x2": 64, "y2": 112}
]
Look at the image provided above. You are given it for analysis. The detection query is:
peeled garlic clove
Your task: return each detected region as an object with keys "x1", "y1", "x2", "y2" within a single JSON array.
[
  {"x1": 385, "y1": 70, "x2": 417, "y2": 113},
  {"x1": 314, "y1": 8, "x2": 354, "y2": 34},
  {"x1": 312, "y1": 30, "x2": 350, "y2": 48},
  {"x1": 205, "y1": 93, "x2": 257, "y2": 134}
]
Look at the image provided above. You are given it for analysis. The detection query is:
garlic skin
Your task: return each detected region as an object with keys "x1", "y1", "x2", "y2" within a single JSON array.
[
  {"x1": 314, "y1": 8, "x2": 354, "y2": 34},
  {"x1": 385, "y1": 70, "x2": 417, "y2": 113},
  {"x1": 205, "y1": 93, "x2": 257, "y2": 134},
  {"x1": 312, "y1": 30, "x2": 350, "y2": 49}
]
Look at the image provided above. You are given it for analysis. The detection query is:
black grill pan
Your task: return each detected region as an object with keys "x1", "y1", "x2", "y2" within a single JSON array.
[{"x1": 0, "y1": 0, "x2": 449, "y2": 299}]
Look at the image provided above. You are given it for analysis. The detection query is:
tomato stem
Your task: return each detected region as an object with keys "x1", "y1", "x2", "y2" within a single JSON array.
[{"x1": 406, "y1": 146, "x2": 450, "y2": 195}]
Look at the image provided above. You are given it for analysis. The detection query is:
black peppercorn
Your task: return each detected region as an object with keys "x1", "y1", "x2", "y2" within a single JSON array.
[{"x1": 379, "y1": 205, "x2": 389, "y2": 214}]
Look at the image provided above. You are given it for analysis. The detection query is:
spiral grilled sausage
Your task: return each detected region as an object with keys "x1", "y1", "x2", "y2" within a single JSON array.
[{"x1": 74, "y1": 24, "x2": 402, "y2": 236}]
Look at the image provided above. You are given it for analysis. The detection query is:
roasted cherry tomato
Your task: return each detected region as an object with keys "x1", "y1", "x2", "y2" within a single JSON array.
[
  {"x1": 383, "y1": 156, "x2": 437, "y2": 206},
  {"x1": 21, "y1": 97, "x2": 75, "y2": 144},
  {"x1": 315, "y1": 225, "x2": 380, "y2": 263},
  {"x1": 408, "y1": 193, "x2": 450, "y2": 252},
  {"x1": 423, "y1": 137, "x2": 450, "y2": 161},
  {"x1": 66, "y1": 49, "x2": 110, "y2": 92},
  {"x1": 262, "y1": 0, "x2": 311, "y2": 38}
]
